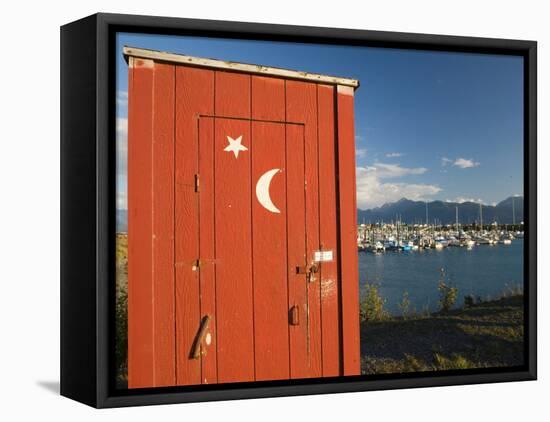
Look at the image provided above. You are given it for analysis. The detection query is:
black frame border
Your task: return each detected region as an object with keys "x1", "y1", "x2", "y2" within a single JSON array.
[{"x1": 60, "y1": 12, "x2": 537, "y2": 408}]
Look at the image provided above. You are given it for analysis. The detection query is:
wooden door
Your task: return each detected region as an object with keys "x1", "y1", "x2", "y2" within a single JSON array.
[{"x1": 186, "y1": 116, "x2": 324, "y2": 383}]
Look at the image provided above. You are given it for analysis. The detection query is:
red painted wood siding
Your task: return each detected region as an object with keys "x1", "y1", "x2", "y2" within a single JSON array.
[
  {"x1": 174, "y1": 66, "x2": 215, "y2": 386},
  {"x1": 251, "y1": 76, "x2": 289, "y2": 381},
  {"x1": 127, "y1": 60, "x2": 360, "y2": 388},
  {"x1": 214, "y1": 117, "x2": 255, "y2": 383},
  {"x1": 151, "y1": 63, "x2": 176, "y2": 386},
  {"x1": 128, "y1": 57, "x2": 155, "y2": 388},
  {"x1": 252, "y1": 121, "x2": 290, "y2": 381},
  {"x1": 318, "y1": 84, "x2": 341, "y2": 377},
  {"x1": 128, "y1": 58, "x2": 176, "y2": 388},
  {"x1": 286, "y1": 80, "x2": 322, "y2": 378},
  {"x1": 337, "y1": 85, "x2": 361, "y2": 376},
  {"x1": 285, "y1": 122, "x2": 308, "y2": 379},
  {"x1": 198, "y1": 117, "x2": 217, "y2": 384}
]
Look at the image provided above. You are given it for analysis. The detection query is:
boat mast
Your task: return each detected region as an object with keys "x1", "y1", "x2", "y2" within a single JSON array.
[
  {"x1": 479, "y1": 202, "x2": 483, "y2": 231},
  {"x1": 397, "y1": 215, "x2": 400, "y2": 244},
  {"x1": 456, "y1": 205, "x2": 459, "y2": 232},
  {"x1": 512, "y1": 197, "x2": 516, "y2": 226},
  {"x1": 425, "y1": 201, "x2": 429, "y2": 226}
]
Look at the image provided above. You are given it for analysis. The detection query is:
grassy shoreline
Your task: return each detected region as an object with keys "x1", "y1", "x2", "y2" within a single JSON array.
[{"x1": 360, "y1": 294, "x2": 524, "y2": 374}]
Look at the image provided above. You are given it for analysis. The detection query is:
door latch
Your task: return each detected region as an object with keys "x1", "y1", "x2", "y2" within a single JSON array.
[
  {"x1": 289, "y1": 305, "x2": 300, "y2": 326},
  {"x1": 296, "y1": 264, "x2": 319, "y2": 282},
  {"x1": 190, "y1": 315, "x2": 211, "y2": 359}
]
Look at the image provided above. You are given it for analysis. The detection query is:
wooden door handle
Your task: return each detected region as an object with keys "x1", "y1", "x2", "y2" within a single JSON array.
[{"x1": 191, "y1": 315, "x2": 211, "y2": 359}]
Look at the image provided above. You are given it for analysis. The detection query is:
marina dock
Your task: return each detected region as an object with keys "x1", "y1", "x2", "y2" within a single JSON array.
[{"x1": 357, "y1": 221, "x2": 524, "y2": 254}]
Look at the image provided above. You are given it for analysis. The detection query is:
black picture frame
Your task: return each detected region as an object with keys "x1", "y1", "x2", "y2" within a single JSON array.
[{"x1": 60, "y1": 12, "x2": 537, "y2": 408}]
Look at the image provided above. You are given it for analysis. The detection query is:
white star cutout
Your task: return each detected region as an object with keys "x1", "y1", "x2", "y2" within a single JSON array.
[{"x1": 224, "y1": 135, "x2": 248, "y2": 159}]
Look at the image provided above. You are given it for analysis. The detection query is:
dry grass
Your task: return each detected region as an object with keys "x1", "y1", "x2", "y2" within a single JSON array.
[
  {"x1": 115, "y1": 233, "x2": 128, "y2": 387},
  {"x1": 361, "y1": 295, "x2": 524, "y2": 375}
]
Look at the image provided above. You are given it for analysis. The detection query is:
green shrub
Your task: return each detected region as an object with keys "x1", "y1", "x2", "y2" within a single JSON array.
[
  {"x1": 360, "y1": 282, "x2": 388, "y2": 322},
  {"x1": 437, "y1": 268, "x2": 458, "y2": 312},
  {"x1": 398, "y1": 291, "x2": 411, "y2": 318},
  {"x1": 115, "y1": 284, "x2": 128, "y2": 380},
  {"x1": 115, "y1": 234, "x2": 128, "y2": 383},
  {"x1": 464, "y1": 294, "x2": 475, "y2": 308},
  {"x1": 420, "y1": 304, "x2": 431, "y2": 318}
]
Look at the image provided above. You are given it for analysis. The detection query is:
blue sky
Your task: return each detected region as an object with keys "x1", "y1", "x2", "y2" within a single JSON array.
[{"x1": 116, "y1": 32, "x2": 524, "y2": 211}]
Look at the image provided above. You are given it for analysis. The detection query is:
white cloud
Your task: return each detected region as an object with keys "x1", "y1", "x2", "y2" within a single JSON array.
[
  {"x1": 446, "y1": 197, "x2": 484, "y2": 204},
  {"x1": 441, "y1": 157, "x2": 480, "y2": 169},
  {"x1": 356, "y1": 148, "x2": 368, "y2": 158},
  {"x1": 385, "y1": 152, "x2": 403, "y2": 158},
  {"x1": 117, "y1": 91, "x2": 128, "y2": 107},
  {"x1": 356, "y1": 163, "x2": 440, "y2": 209},
  {"x1": 370, "y1": 162, "x2": 427, "y2": 178},
  {"x1": 116, "y1": 117, "x2": 128, "y2": 209},
  {"x1": 117, "y1": 117, "x2": 128, "y2": 138},
  {"x1": 453, "y1": 157, "x2": 480, "y2": 168},
  {"x1": 117, "y1": 117, "x2": 128, "y2": 176},
  {"x1": 117, "y1": 190, "x2": 127, "y2": 210}
]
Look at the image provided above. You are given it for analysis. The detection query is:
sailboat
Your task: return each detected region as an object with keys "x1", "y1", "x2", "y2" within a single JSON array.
[{"x1": 448, "y1": 206, "x2": 461, "y2": 246}]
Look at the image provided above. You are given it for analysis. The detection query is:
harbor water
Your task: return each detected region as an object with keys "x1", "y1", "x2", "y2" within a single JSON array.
[{"x1": 358, "y1": 239, "x2": 524, "y2": 315}]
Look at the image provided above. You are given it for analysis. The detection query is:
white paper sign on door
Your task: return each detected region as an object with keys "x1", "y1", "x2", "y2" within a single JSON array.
[{"x1": 314, "y1": 250, "x2": 333, "y2": 262}]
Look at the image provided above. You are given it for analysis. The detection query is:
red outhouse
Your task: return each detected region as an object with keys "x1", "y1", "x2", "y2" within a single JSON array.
[{"x1": 125, "y1": 46, "x2": 361, "y2": 388}]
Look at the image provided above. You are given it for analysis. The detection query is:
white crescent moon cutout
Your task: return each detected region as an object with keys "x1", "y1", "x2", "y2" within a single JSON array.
[{"x1": 255, "y1": 168, "x2": 281, "y2": 214}]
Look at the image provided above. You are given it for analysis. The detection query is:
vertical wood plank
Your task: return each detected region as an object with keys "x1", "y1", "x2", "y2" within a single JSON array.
[
  {"x1": 285, "y1": 123, "x2": 307, "y2": 379},
  {"x1": 175, "y1": 66, "x2": 214, "y2": 385},
  {"x1": 251, "y1": 121, "x2": 289, "y2": 381},
  {"x1": 128, "y1": 57, "x2": 155, "y2": 388},
  {"x1": 215, "y1": 71, "x2": 251, "y2": 118},
  {"x1": 252, "y1": 76, "x2": 285, "y2": 122},
  {"x1": 152, "y1": 63, "x2": 176, "y2": 386},
  {"x1": 286, "y1": 80, "x2": 322, "y2": 378},
  {"x1": 214, "y1": 118, "x2": 254, "y2": 383},
  {"x1": 214, "y1": 70, "x2": 254, "y2": 382},
  {"x1": 336, "y1": 85, "x2": 361, "y2": 376},
  {"x1": 317, "y1": 84, "x2": 341, "y2": 377},
  {"x1": 198, "y1": 117, "x2": 217, "y2": 383}
]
